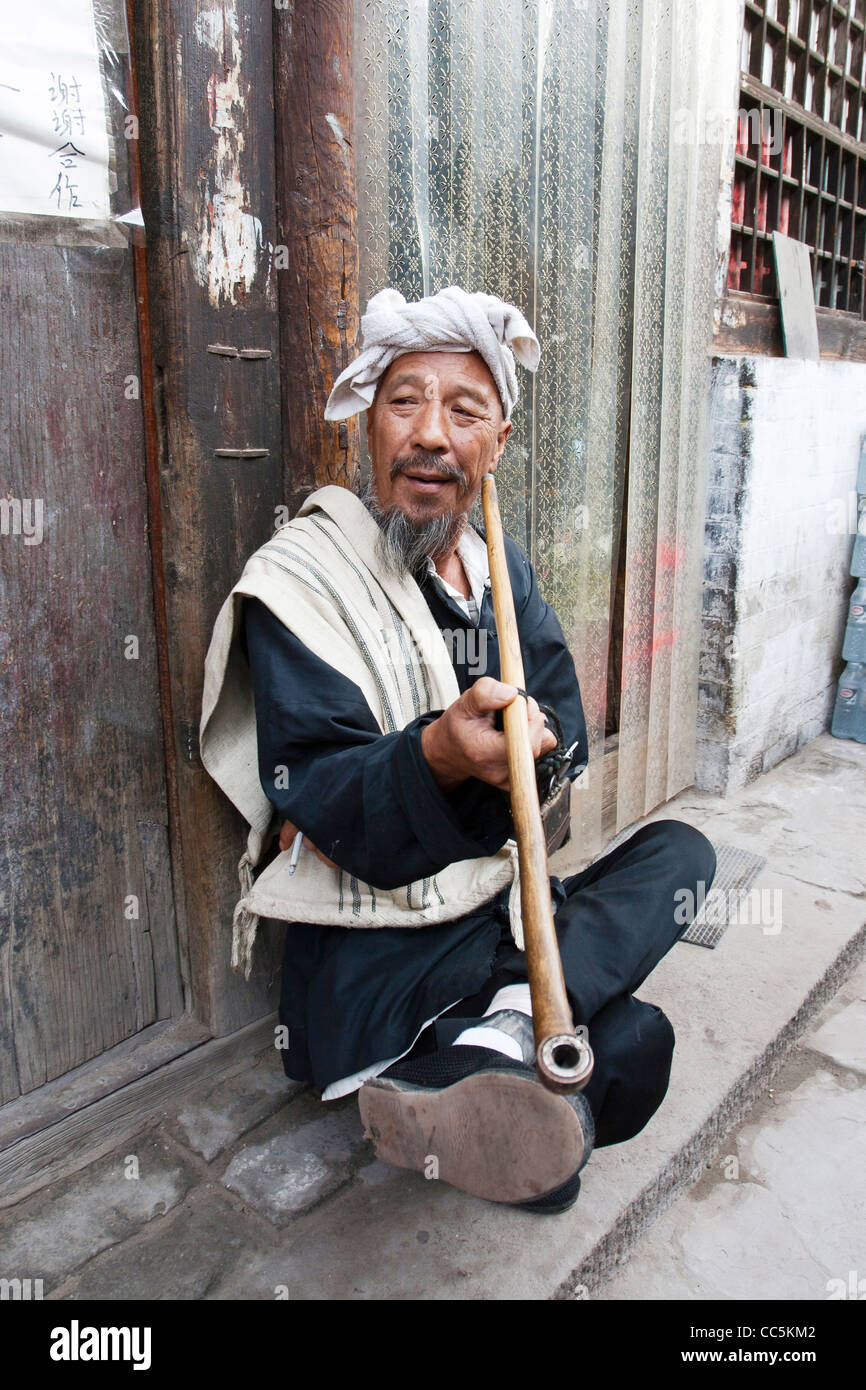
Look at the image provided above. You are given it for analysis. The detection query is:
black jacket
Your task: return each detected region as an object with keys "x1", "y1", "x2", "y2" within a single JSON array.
[{"x1": 241, "y1": 528, "x2": 588, "y2": 1089}]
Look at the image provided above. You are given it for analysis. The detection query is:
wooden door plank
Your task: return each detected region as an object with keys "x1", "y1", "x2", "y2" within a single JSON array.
[
  {"x1": 0, "y1": 243, "x2": 179, "y2": 1097},
  {"x1": 0, "y1": 1015, "x2": 209, "y2": 1152},
  {"x1": 0, "y1": 1016, "x2": 279, "y2": 1207}
]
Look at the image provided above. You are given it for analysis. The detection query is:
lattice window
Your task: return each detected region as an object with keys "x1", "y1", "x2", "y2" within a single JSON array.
[{"x1": 730, "y1": 0, "x2": 866, "y2": 317}]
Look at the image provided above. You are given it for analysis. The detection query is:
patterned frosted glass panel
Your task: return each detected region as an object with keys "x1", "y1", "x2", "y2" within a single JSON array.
[
  {"x1": 617, "y1": 0, "x2": 737, "y2": 828},
  {"x1": 354, "y1": 0, "x2": 733, "y2": 856},
  {"x1": 356, "y1": 0, "x2": 597, "y2": 557}
]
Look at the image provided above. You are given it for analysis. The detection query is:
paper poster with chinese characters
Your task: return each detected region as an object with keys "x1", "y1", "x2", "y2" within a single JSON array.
[{"x1": 0, "y1": 0, "x2": 112, "y2": 219}]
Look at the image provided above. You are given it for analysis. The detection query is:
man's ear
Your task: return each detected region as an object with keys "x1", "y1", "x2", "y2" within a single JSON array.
[{"x1": 489, "y1": 419, "x2": 512, "y2": 472}]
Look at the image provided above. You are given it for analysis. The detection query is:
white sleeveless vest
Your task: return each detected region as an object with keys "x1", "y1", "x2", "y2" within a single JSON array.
[{"x1": 200, "y1": 485, "x2": 524, "y2": 979}]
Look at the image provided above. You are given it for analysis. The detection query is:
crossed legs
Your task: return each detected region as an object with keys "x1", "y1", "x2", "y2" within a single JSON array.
[
  {"x1": 433, "y1": 818, "x2": 717, "y2": 1147},
  {"x1": 360, "y1": 818, "x2": 716, "y2": 1207}
]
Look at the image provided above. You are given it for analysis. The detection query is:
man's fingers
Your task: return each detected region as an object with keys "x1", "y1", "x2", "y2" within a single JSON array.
[
  {"x1": 279, "y1": 819, "x2": 298, "y2": 852},
  {"x1": 465, "y1": 675, "x2": 520, "y2": 713},
  {"x1": 467, "y1": 680, "x2": 558, "y2": 753},
  {"x1": 303, "y1": 835, "x2": 339, "y2": 869},
  {"x1": 279, "y1": 820, "x2": 338, "y2": 870},
  {"x1": 524, "y1": 695, "x2": 558, "y2": 758}
]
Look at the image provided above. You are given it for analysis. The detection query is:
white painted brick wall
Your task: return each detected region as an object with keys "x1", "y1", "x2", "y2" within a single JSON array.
[{"x1": 696, "y1": 354, "x2": 865, "y2": 795}]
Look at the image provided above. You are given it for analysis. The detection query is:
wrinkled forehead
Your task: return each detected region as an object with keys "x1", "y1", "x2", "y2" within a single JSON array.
[{"x1": 374, "y1": 349, "x2": 502, "y2": 412}]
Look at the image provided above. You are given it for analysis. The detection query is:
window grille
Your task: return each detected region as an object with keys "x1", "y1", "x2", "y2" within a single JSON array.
[{"x1": 730, "y1": 0, "x2": 866, "y2": 317}]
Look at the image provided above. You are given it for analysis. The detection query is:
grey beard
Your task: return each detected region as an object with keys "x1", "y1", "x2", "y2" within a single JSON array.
[{"x1": 358, "y1": 472, "x2": 467, "y2": 579}]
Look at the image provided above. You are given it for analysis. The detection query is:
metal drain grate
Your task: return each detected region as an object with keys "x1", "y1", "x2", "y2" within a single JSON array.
[
  {"x1": 587, "y1": 828, "x2": 767, "y2": 949},
  {"x1": 680, "y1": 842, "x2": 767, "y2": 948}
]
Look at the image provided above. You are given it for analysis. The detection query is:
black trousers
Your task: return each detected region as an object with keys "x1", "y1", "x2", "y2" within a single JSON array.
[{"x1": 426, "y1": 819, "x2": 717, "y2": 1148}]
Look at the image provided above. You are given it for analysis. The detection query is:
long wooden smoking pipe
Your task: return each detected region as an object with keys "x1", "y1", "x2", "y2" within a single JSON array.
[{"x1": 481, "y1": 473, "x2": 594, "y2": 1094}]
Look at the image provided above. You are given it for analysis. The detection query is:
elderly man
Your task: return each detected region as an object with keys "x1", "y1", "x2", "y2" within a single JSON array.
[{"x1": 200, "y1": 286, "x2": 716, "y2": 1213}]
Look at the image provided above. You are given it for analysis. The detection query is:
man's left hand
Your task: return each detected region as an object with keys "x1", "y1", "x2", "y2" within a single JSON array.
[{"x1": 278, "y1": 819, "x2": 339, "y2": 869}]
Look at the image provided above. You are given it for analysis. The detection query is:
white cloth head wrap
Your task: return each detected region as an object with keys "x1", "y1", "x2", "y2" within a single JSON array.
[{"x1": 324, "y1": 285, "x2": 540, "y2": 422}]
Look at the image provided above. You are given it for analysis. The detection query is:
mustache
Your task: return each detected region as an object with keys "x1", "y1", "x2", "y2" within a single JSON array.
[
  {"x1": 389, "y1": 452, "x2": 469, "y2": 495},
  {"x1": 357, "y1": 474, "x2": 466, "y2": 576}
]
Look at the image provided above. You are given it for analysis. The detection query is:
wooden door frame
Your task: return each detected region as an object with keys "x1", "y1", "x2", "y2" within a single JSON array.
[{"x1": 131, "y1": 0, "x2": 359, "y2": 1035}]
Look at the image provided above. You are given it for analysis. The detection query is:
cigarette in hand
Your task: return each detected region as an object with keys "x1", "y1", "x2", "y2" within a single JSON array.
[{"x1": 288, "y1": 829, "x2": 304, "y2": 875}]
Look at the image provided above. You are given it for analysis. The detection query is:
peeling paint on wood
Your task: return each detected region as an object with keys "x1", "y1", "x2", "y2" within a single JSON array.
[
  {"x1": 324, "y1": 111, "x2": 350, "y2": 166},
  {"x1": 135, "y1": 0, "x2": 284, "y2": 1033},
  {"x1": 192, "y1": 4, "x2": 263, "y2": 308}
]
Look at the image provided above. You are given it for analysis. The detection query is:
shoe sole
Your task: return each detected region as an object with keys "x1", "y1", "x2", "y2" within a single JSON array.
[{"x1": 358, "y1": 1069, "x2": 585, "y2": 1205}]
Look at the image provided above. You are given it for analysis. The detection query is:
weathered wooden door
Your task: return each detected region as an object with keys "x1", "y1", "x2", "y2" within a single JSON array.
[
  {"x1": 1, "y1": 0, "x2": 363, "y2": 1125},
  {"x1": 0, "y1": 258, "x2": 186, "y2": 1101},
  {"x1": 0, "y1": 3, "x2": 186, "y2": 1106}
]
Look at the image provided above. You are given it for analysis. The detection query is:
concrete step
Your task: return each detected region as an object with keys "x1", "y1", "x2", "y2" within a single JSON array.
[
  {"x1": 595, "y1": 955, "x2": 866, "y2": 1300},
  {"x1": 201, "y1": 733, "x2": 866, "y2": 1300}
]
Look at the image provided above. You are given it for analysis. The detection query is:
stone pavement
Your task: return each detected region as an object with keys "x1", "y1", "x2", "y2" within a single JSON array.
[
  {"x1": 1, "y1": 733, "x2": 864, "y2": 1301},
  {"x1": 596, "y1": 956, "x2": 866, "y2": 1301}
]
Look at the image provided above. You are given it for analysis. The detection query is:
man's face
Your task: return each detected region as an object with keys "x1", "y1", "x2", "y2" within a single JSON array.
[{"x1": 365, "y1": 350, "x2": 511, "y2": 525}]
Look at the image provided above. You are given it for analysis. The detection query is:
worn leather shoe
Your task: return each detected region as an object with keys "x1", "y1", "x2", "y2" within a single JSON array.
[{"x1": 358, "y1": 1040, "x2": 594, "y2": 1210}]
